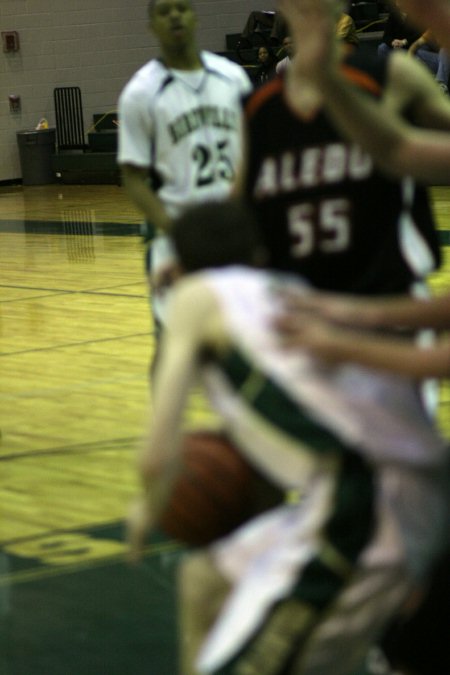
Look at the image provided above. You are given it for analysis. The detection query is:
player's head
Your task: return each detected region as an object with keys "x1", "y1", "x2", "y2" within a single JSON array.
[
  {"x1": 148, "y1": 0, "x2": 197, "y2": 48},
  {"x1": 170, "y1": 200, "x2": 267, "y2": 273}
]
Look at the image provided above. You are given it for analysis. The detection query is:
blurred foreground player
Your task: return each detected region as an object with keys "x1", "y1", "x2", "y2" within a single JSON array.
[{"x1": 128, "y1": 200, "x2": 449, "y2": 675}]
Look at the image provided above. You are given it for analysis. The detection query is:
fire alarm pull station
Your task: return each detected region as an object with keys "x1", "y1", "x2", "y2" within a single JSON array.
[{"x1": 2, "y1": 31, "x2": 20, "y2": 53}]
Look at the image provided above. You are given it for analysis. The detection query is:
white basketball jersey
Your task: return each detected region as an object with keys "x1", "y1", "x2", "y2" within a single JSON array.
[
  {"x1": 199, "y1": 267, "x2": 448, "y2": 487},
  {"x1": 118, "y1": 51, "x2": 252, "y2": 217}
]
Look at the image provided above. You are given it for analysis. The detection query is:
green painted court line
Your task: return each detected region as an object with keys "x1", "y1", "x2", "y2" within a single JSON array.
[
  {"x1": 0, "y1": 540, "x2": 183, "y2": 587},
  {"x1": 439, "y1": 230, "x2": 450, "y2": 246}
]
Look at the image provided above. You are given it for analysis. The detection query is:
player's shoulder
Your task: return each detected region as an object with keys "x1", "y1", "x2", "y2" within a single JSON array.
[
  {"x1": 119, "y1": 58, "x2": 169, "y2": 103},
  {"x1": 201, "y1": 51, "x2": 252, "y2": 90},
  {"x1": 171, "y1": 273, "x2": 217, "y2": 314},
  {"x1": 166, "y1": 273, "x2": 220, "y2": 340},
  {"x1": 175, "y1": 268, "x2": 261, "y2": 307}
]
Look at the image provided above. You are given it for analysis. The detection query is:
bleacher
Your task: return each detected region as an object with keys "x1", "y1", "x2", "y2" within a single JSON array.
[{"x1": 222, "y1": 2, "x2": 389, "y2": 78}]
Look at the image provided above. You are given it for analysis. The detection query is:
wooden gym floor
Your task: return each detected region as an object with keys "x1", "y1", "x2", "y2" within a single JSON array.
[{"x1": 0, "y1": 183, "x2": 449, "y2": 675}]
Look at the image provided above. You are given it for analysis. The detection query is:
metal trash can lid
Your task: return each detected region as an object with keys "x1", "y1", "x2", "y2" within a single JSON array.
[
  {"x1": 17, "y1": 128, "x2": 55, "y2": 134},
  {"x1": 17, "y1": 128, "x2": 56, "y2": 144}
]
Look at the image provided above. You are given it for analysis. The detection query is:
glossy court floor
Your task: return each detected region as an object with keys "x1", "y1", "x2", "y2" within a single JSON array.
[{"x1": 1, "y1": 184, "x2": 449, "y2": 675}]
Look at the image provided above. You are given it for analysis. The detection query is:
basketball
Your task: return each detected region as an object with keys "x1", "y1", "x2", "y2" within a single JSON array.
[{"x1": 158, "y1": 430, "x2": 256, "y2": 546}]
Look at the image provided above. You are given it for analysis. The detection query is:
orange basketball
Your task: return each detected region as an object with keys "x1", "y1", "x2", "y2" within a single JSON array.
[{"x1": 158, "y1": 431, "x2": 255, "y2": 546}]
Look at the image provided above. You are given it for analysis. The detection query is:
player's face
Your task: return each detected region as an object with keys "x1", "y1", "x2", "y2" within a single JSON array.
[{"x1": 150, "y1": 0, "x2": 197, "y2": 49}]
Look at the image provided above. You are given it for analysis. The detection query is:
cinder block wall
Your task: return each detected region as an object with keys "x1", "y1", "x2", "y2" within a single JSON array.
[{"x1": 0, "y1": 0, "x2": 274, "y2": 182}]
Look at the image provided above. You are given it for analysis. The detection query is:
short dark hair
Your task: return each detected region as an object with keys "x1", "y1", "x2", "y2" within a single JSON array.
[
  {"x1": 148, "y1": 0, "x2": 194, "y2": 17},
  {"x1": 170, "y1": 199, "x2": 264, "y2": 273}
]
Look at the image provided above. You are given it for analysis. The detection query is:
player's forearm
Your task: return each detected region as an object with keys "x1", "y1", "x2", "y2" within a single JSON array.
[
  {"x1": 319, "y1": 70, "x2": 412, "y2": 177},
  {"x1": 370, "y1": 294, "x2": 450, "y2": 330},
  {"x1": 121, "y1": 166, "x2": 171, "y2": 231},
  {"x1": 140, "y1": 445, "x2": 182, "y2": 522},
  {"x1": 329, "y1": 330, "x2": 450, "y2": 378},
  {"x1": 321, "y1": 70, "x2": 450, "y2": 182}
]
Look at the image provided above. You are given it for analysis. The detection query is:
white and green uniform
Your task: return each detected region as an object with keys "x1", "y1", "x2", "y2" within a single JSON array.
[
  {"x1": 118, "y1": 53, "x2": 252, "y2": 321},
  {"x1": 191, "y1": 267, "x2": 449, "y2": 675}
]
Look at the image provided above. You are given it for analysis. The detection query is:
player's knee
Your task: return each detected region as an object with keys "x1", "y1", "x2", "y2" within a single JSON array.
[{"x1": 179, "y1": 552, "x2": 229, "y2": 615}]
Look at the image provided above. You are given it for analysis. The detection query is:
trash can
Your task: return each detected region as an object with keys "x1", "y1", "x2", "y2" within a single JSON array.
[{"x1": 16, "y1": 128, "x2": 56, "y2": 185}]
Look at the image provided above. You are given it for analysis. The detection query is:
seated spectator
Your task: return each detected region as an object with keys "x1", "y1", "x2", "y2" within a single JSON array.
[
  {"x1": 377, "y1": 0, "x2": 422, "y2": 58},
  {"x1": 276, "y1": 13, "x2": 358, "y2": 76},
  {"x1": 276, "y1": 35, "x2": 294, "y2": 74},
  {"x1": 409, "y1": 29, "x2": 450, "y2": 93},
  {"x1": 253, "y1": 45, "x2": 277, "y2": 85},
  {"x1": 336, "y1": 12, "x2": 360, "y2": 51}
]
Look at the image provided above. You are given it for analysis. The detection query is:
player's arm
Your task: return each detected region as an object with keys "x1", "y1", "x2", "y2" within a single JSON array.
[
  {"x1": 327, "y1": 103, "x2": 450, "y2": 182},
  {"x1": 127, "y1": 278, "x2": 218, "y2": 560},
  {"x1": 277, "y1": 311, "x2": 450, "y2": 378},
  {"x1": 121, "y1": 164, "x2": 171, "y2": 232},
  {"x1": 321, "y1": 88, "x2": 450, "y2": 182},
  {"x1": 230, "y1": 115, "x2": 249, "y2": 198},
  {"x1": 118, "y1": 86, "x2": 172, "y2": 232},
  {"x1": 278, "y1": 288, "x2": 450, "y2": 331},
  {"x1": 385, "y1": 49, "x2": 450, "y2": 132},
  {"x1": 280, "y1": 0, "x2": 450, "y2": 183}
]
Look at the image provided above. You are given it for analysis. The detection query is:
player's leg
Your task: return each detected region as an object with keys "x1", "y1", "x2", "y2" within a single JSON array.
[
  {"x1": 381, "y1": 546, "x2": 450, "y2": 675},
  {"x1": 178, "y1": 550, "x2": 231, "y2": 675},
  {"x1": 204, "y1": 451, "x2": 389, "y2": 675}
]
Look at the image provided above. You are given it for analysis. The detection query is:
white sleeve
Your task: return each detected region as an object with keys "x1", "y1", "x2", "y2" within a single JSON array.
[
  {"x1": 117, "y1": 85, "x2": 154, "y2": 168},
  {"x1": 238, "y1": 66, "x2": 254, "y2": 97}
]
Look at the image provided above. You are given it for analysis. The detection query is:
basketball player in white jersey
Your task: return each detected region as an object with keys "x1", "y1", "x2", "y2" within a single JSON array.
[
  {"x1": 117, "y1": 0, "x2": 252, "y2": 325},
  {"x1": 127, "y1": 200, "x2": 449, "y2": 675}
]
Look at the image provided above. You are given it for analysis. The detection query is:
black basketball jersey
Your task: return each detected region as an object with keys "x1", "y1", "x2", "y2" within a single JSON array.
[{"x1": 242, "y1": 53, "x2": 441, "y2": 294}]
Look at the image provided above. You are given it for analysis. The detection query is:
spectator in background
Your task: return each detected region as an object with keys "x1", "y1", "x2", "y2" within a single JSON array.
[
  {"x1": 276, "y1": 13, "x2": 358, "y2": 77},
  {"x1": 377, "y1": 0, "x2": 422, "y2": 58},
  {"x1": 276, "y1": 35, "x2": 294, "y2": 74},
  {"x1": 336, "y1": 11, "x2": 359, "y2": 51},
  {"x1": 409, "y1": 29, "x2": 450, "y2": 93},
  {"x1": 253, "y1": 45, "x2": 277, "y2": 85}
]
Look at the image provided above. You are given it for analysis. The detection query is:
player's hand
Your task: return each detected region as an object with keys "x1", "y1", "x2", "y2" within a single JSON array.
[
  {"x1": 277, "y1": 288, "x2": 381, "y2": 328},
  {"x1": 126, "y1": 496, "x2": 155, "y2": 564},
  {"x1": 277, "y1": 0, "x2": 339, "y2": 82},
  {"x1": 275, "y1": 309, "x2": 346, "y2": 361}
]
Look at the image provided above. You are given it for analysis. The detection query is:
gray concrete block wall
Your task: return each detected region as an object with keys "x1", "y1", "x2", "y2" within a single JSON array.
[{"x1": 0, "y1": 0, "x2": 274, "y2": 182}]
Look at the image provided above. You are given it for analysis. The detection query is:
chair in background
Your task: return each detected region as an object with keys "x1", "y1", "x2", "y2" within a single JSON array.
[{"x1": 53, "y1": 86, "x2": 89, "y2": 152}]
